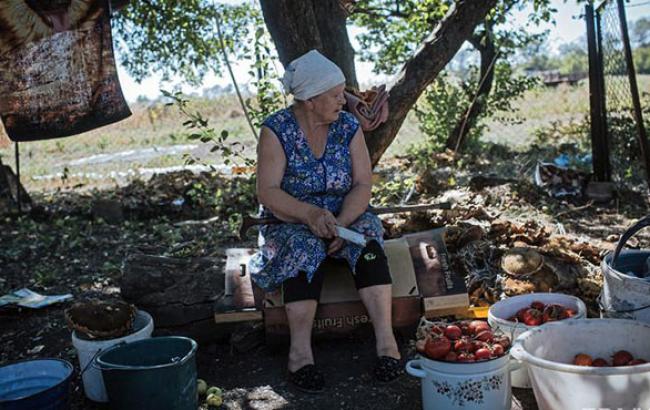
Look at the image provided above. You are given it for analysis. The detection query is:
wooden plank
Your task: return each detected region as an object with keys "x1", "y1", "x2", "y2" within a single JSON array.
[{"x1": 213, "y1": 309, "x2": 262, "y2": 324}]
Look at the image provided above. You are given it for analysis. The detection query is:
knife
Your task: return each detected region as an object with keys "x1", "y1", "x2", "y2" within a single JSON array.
[{"x1": 335, "y1": 226, "x2": 368, "y2": 246}]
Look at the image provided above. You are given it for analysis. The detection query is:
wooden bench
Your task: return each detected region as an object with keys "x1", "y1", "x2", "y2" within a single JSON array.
[{"x1": 214, "y1": 228, "x2": 470, "y2": 341}]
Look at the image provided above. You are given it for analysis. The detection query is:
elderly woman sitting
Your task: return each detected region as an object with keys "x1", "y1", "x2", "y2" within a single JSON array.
[{"x1": 249, "y1": 50, "x2": 402, "y2": 393}]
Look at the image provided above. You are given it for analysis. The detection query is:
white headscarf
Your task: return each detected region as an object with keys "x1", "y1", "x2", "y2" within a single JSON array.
[{"x1": 282, "y1": 50, "x2": 346, "y2": 101}]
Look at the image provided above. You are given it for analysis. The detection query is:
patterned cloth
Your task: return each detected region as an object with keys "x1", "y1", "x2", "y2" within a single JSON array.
[{"x1": 248, "y1": 107, "x2": 384, "y2": 292}]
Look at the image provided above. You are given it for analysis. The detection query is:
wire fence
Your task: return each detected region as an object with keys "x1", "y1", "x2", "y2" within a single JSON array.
[{"x1": 598, "y1": 0, "x2": 640, "y2": 175}]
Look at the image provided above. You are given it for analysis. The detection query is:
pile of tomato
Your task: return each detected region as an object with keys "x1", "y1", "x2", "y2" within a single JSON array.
[
  {"x1": 416, "y1": 320, "x2": 511, "y2": 363},
  {"x1": 507, "y1": 300, "x2": 577, "y2": 326},
  {"x1": 573, "y1": 350, "x2": 647, "y2": 367}
]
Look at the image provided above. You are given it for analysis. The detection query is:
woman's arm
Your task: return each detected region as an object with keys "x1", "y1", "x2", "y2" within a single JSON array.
[
  {"x1": 337, "y1": 127, "x2": 373, "y2": 227},
  {"x1": 256, "y1": 126, "x2": 337, "y2": 238}
]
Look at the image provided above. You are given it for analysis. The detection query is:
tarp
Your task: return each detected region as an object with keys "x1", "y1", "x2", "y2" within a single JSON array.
[{"x1": 0, "y1": 0, "x2": 130, "y2": 142}]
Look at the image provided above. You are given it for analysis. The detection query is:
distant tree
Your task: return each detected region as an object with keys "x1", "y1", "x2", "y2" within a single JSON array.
[
  {"x1": 556, "y1": 40, "x2": 588, "y2": 76},
  {"x1": 634, "y1": 46, "x2": 650, "y2": 75},
  {"x1": 633, "y1": 17, "x2": 650, "y2": 47},
  {"x1": 351, "y1": 0, "x2": 551, "y2": 152}
]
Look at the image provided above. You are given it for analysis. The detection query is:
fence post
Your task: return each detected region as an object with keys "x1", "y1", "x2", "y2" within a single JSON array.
[
  {"x1": 586, "y1": 2, "x2": 610, "y2": 182},
  {"x1": 617, "y1": 0, "x2": 650, "y2": 188}
]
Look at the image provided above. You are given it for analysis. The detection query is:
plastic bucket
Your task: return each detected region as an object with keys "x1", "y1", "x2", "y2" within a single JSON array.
[
  {"x1": 0, "y1": 358, "x2": 73, "y2": 410},
  {"x1": 95, "y1": 336, "x2": 198, "y2": 410},
  {"x1": 487, "y1": 292, "x2": 586, "y2": 388},
  {"x1": 406, "y1": 354, "x2": 519, "y2": 410},
  {"x1": 511, "y1": 318, "x2": 650, "y2": 410},
  {"x1": 600, "y1": 216, "x2": 650, "y2": 323},
  {"x1": 71, "y1": 309, "x2": 153, "y2": 402}
]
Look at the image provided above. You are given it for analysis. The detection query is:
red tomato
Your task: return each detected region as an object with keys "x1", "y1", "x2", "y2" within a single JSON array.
[
  {"x1": 591, "y1": 358, "x2": 609, "y2": 367},
  {"x1": 424, "y1": 336, "x2": 452, "y2": 360},
  {"x1": 573, "y1": 353, "x2": 593, "y2": 366},
  {"x1": 471, "y1": 340, "x2": 487, "y2": 352},
  {"x1": 530, "y1": 301, "x2": 545, "y2": 311},
  {"x1": 443, "y1": 351, "x2": 458, "y2": 362},
  {"x1": 612, "y1": 350, "x2": 634, "y2": 366},
  {"x1": 457, "y1": 352, "x2": 476, "y2": 362},
  {"x1": 468, "y1": 320, "x2": 490, "y2": 335},
  {"x1": 454, "y1": 338, "x2": 472, "y2": 352},
  {"x1": 493, "y1": 335, "x2": 511, "y2": 350},
  {"x1": 628, "y1": 359, "x2": 647, "y2": 366},
  {"x1": 564, "y1": 308, "x2": 577, "y2": 318},
  {"x1": 444, "y1": 325, "x2": 463, "y2": 340},
  {"x1": 476, "y1": 330, "x2": 494, "y2": 342},
  {"x1": 429, "y1": 325, "x2": 444, "y2": 335},
  {"x1": 475, "y1": 348, "x2": 491, "y2": 361},
  {"x1": 491, "y1": 344, "x2": 505, "y2": 357},
  {"x1": 522, "y1": 308, "x2": 543, "y2": 326},
  {"x1": 516, "y1": 308, "x2": 529, "y2": 322},
  {"x1": 542, "y1": 304, "x2": 564, "y2": 323}
]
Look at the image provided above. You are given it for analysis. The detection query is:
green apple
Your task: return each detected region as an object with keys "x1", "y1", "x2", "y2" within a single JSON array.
[
  {"x1": 206, "y1": 386, "x2": 223, "y2": 397},
  {"x1": 197, "y1": 379, "x2": 208, "y2": 396},
  {"x1": 206, "y1": 393, "x2": 223, "y2": 407}
]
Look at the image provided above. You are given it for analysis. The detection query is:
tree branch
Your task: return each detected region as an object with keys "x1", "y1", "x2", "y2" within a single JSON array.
[{"x1": 365, "y1": 0, "x2": 498, "y2": 166}]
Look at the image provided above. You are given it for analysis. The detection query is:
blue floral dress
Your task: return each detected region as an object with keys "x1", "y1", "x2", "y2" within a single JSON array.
[{"x1": 248, "y1": 107, "x2": 384, "y2": 292}]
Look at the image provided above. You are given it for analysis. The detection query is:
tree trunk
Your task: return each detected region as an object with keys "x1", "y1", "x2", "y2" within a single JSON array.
[
  {"x1": 260, "y1": 0, "x2": 496, "y2": 165},
  {"x1": 445, "y1": 27, "x2": 497, "y2": 152},
  {"x1": 365, "y1": 0, "x2": 497, "y2": 166},
  {"x1": 259, "y1": 0, "x2": 358, "y2": 88}
]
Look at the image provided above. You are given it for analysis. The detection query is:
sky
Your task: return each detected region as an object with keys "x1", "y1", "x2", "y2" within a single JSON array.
[{"x1": 116, "y1": 0, "x2": 650, "y2": 103}]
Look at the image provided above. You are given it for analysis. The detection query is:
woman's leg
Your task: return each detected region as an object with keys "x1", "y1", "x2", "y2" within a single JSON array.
[
  {"x1": 354, "y1": 241, "x2": 400, "y2": 359},
  {"x1": 285, "y1": 299, "x2": 318, "y2": 372},
  {"x1": 359, "y1": 285, "x2": 400, "y2": 359},
  {"x1": 283, "y1": 269, "x2": 326, "y2": 372}
]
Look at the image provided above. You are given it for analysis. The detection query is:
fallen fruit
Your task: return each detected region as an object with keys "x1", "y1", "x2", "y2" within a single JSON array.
[
  {"x1": 206, "y1": 386, "x2": 223, "y2": 397},
  {"x1": 206, "y1": 393, "x2": 223, "y2": 407},
  {"x1": 197, "y1": 379, "x2": 208, "y2": 396}
]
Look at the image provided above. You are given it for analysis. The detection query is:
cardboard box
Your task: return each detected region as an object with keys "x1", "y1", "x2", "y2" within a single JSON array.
[{"x1": 214, "y1": 228, "x2": 469, "y2": 337}]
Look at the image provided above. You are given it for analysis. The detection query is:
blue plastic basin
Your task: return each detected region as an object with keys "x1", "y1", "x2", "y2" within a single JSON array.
[{"x1": 0, "y1": 359, "x2": 73, "y2": 410}]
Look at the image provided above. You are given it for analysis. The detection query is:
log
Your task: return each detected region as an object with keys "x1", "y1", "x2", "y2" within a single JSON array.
[{"x1": 120, "y1": 252, "x2": 228, "y2": 343}]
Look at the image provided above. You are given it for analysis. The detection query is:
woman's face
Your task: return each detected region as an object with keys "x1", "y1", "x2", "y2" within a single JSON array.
[{"x1": 309, "y1": 84, "x2": 346, "y2": 123}]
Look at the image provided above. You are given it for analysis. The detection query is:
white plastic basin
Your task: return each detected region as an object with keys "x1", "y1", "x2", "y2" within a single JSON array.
[
  {"x1": 487, "y1": 292, "x2": 587, "y2": 388},
  {"x1": 511, "y1": 318, "x2": 650, "y2": 410}
]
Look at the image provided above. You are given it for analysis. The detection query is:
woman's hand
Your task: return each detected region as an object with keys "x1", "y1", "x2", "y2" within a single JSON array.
[
  {"x1": 327, "y1": 237, "x2": 344, "y2": 255},
  {"x1": 304, "y1": 207, "x2": 338, "y2": 239}
]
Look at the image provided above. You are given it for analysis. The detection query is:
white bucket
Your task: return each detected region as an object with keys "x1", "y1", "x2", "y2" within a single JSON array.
[
  {"x1": 71, "y1": 309, "x2": 154, "y2": 402},
  {"x1": 600, "y1": 216, "x2": 650, "y2": 323},
  {"x1": 511, "y1": 318, "x2": 650, "y2": 410},
  {"x1": 487, "y1": 292, "x2": 586, "y2": 388},
  {"x1": 406, "y1": 354, "x2": 518, "y2": 410}
]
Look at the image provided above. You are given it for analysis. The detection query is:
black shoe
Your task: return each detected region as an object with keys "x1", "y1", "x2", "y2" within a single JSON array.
[
  {"x1": 288, "y1": 364, "x2": 325, "y2": 394},
  {"x1": 373, "y1": 356, "x2": 404, "y2": 384}
]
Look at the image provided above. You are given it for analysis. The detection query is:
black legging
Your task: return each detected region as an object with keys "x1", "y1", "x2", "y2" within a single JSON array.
[{"x1": 282, "y1": 240, "x2": 392, "y2": 303}]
